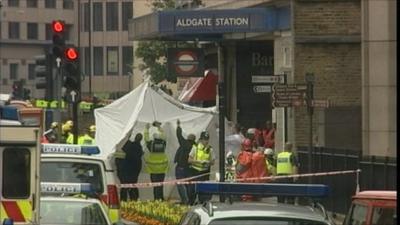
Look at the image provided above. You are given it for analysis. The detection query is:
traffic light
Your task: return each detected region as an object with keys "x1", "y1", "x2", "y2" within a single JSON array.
[
  {"x1": 12, "y1": 81, "x2": 23, "y2": 99},
  {"x1": 63, "y1": 47, "x2": 81, "y2": 100},
  {"x1": 34, "y1": 54, "x2": 54, "y2": 100},
  {"x1": 52, "y1": 20, "x2": 66, "y2": 58}
]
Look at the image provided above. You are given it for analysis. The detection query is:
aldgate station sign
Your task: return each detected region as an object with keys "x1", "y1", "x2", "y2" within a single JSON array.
[{"x1": 176, "y1": 17, "x2": 250, "y2": 27}]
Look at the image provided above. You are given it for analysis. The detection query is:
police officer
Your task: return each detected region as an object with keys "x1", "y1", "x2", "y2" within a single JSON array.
[
  {"x1": 78, "y1": 125, "x2": 96, "y2": 145},
  {"x1": 188, "y1": 131, "x2": 215, "y2": 204},
  {"x1": 264, "y1": 148, "x2": 276, "y2": 176},
  {"x1": 276, "y1": 142, "x2": 299, "y2": 204},
  {"x1": 144, "y1": 121, "x2": 168, "y2": 201},
  {"x1": 62, "y1": 120, "x2": 74, "y2": 144},
  {"x1": 174, "y1": 119, "x2": 196, "y2": 204}
]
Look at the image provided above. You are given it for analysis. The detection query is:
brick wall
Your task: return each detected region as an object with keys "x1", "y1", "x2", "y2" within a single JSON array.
[
  {"x1": 294, "y1": 0, "x2": 361, "y2": 36},
  {"x1": 293, "y1": 0, "x2": 362, "y2": 148}
]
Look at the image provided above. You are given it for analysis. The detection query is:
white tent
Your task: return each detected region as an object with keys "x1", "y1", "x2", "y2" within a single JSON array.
[{"x1": 94, "y1": 81, "x2": 219, "y2": 200}]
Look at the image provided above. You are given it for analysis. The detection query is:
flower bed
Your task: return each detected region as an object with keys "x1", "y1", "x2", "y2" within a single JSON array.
[{"x1": 121, "y1": 200, "x2": 189, "y2": 225}]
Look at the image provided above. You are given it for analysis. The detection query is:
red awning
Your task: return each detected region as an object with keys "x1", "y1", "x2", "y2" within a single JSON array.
[{"x1": 179, "y1": 71, "x2": 217, "y2": 103}]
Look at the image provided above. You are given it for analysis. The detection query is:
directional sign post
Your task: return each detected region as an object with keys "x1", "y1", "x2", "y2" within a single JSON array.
[{"x1": 272, "y1": 84, "x2": 307, "y2": 108}]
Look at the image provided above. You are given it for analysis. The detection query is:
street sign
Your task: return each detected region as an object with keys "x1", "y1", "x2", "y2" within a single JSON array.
[
  {"x1": 253, "y1": 85, "x2": 271, "y2": 93},
  {"x1": 70, "y1": 90, "x2": 77, "y2": 103},
  {"x1": 274, "y1": 99, "x2": 330, "y2": 108},
  {"x1": 252, "y1": 75, "x2": 285, "y2": 84},
  {"x1": 272, "y1": 84, "x2": 307, "y2": 108}
]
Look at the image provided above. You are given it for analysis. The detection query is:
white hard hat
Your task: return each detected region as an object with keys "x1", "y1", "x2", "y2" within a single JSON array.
[
  {"x1": 264, "y1": 148, "x2": 274, "y2": 155},
  {"x1": 247, "y1": 128, "x2": 256, "y2": 134},
  {"x1": 153, "y1": 132, "x2": 161, "y2": 139}
]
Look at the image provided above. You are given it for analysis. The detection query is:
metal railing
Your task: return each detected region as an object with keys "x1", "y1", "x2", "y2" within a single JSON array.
[{"x1": 296, "y1": 146, "x2": 396, "y2": 214}]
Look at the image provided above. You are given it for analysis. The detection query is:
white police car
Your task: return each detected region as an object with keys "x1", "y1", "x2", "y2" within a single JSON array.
[
  {"x1": 40, "y1": 182, "x2": 120, "y2": 225},
  {"x1": 40, "y1": 144, "x2": 121, "y2": 223},
  {"x1": 178, "y1": 183, "x2": 337, "y2": 225}
]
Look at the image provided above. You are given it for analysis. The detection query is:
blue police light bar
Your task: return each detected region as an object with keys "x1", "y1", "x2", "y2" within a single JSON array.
[
  {"x1": 0, "y1": 105, "x2": 19, "y2": 121},
  {"x1": 196, "y1": 182, "x2": 330, "y2": 198},
  {"x1": 41, "y1": 182, "x2": 92, "y2": 195},
  {"x1": 42, "y1": 143, "x2": 100, "y2": 155}
]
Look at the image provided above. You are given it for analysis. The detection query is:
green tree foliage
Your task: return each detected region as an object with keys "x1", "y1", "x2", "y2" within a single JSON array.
[
  {"x1": 135, "y1": 0, "x2": 176, "y2": 84},
  {"x1": 135, "y1": 0, "x2": 203, "y2": 84}
]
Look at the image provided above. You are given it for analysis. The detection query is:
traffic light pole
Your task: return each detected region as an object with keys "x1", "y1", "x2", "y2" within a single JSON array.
[{"x1": 56, "y1": 57, "x2": 63, "y2": 143}]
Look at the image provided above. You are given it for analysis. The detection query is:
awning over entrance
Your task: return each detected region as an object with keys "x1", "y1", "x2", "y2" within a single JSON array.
[
  {"x1": 129, "y1": 6, "x2": 290, "y2": 41},
  {"x1": 179, "y1": 70, "x2": 218, "y2": 103}
]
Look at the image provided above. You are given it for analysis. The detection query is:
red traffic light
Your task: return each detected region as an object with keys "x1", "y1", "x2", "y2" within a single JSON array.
[
  {"x1": 65, "y1": 48, "x2": 79, "y2": 61},
  {"x1": 52, "y1": 21, "x2": 65, "y2": 33}
]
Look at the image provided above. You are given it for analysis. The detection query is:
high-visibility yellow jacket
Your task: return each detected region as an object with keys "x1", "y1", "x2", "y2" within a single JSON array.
[
  {"x1": 190, "y1": 143, "x2": 212, "y2": 172},
  {"x1": 276, "y1": 151, "x2": 294, "y2": 175},
  {"x1": 78, "y1": 134, "x2": 95, "y2": 145}
]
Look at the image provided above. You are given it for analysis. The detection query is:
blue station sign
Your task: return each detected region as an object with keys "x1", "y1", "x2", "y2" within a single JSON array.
[{"x1": 129, "y1": 7, "x2": 290, "y2": 40}]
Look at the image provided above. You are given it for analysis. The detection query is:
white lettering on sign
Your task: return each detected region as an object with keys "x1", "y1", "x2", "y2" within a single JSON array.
[
  {"x1": 175, "y1": 17, "x2": 249, "y2": 27},
  {"x1": 252, "y1": 75, "x2": 284, "y2": 83},
  {"x1": 253, "y1": 85, "x2": 272, "y2": 93},
  {"x1": 176, "y1": 18, "x2": 212, "y2": 27},
  {"x1": 43, "y1": 144, "x2": 81, "y2": 154},
  {"x1": 215, "y1": 17, "x2": 249, "y2": 26},
  {"x1": 41, "y1": 183, "x2": 81, "y2": 193},
  {"x1": 252, "y1": 53, "x2": 274, "y2": 67}
]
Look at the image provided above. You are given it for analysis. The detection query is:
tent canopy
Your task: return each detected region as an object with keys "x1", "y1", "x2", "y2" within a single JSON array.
[{"x1": 94, "y1": 81, "x2": 218, "y2": 160}]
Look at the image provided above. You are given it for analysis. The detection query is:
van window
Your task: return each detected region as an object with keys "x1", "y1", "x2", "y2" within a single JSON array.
[
  {"x1": 2, "y1": 148, "x2": 31, "y2": 198},
  {"x1": 371, "y1": 207, "x2": 395, "y2": 225},
  {"x1": 41, "y1": 162, "x2": 104, "y2": 193},
  {"x1": 347, "y1": 204, "x2": 368, "y2": 225}
]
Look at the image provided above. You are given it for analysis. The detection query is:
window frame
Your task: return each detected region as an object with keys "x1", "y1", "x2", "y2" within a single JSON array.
[
  {"x1": 121, "y1": 1, "x2": 133, "y2": 31},
  {"x1": 93, "y1": 2, "x2": 103, "y2": 31},
  {"x1": 27, "y1": 0, "x2": 38, "y2": 8},
  {"x1": 106, "y1": 2, "x2": 119, "y2": 31},
  {"x1": 8, "y1": 22, "x2": 20, "y2": 39},
  {"x1": 45, "y1": 0, "x2": 56, "y2": 9},
  {"x1": 9, "y1": 63, "x2": 19, "y2": 80},
  {"x1": 106, "y1": 47, "x2": 119, "y2": 75},
  {"x1": 27, "y1": 22, "x2": 38, "y2": 40},
  {"x1": 93, "y1": 47, "x2": 104, "y2": 76},
  {"x1": 2, "y1": 147, "x2": 31, "y2": 199},
  {"x1": 28, "y1": 63, "x2": 35, "y2": 80},
  {"x1": 122, "y1": 46, "x2": 133, "y2": 76},
  {"x1": 62, "y1": 0, "x2": 74, "y2": 9},
  {"x1": 8, "y1": 0, "x2": 19, "y2": 7}
]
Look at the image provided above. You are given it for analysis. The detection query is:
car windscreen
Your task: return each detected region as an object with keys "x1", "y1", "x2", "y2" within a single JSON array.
[
  {"x1": 41, "y1": 161, "x2": 104, "y2": 193},
  {"x1": 40, "y1": 200, "x2": 108, "y2": 225},
  {"x1": 209, "y1": 218, "x2": 330, "y2": 225},
  {"x1": 371, "y1": 207, "x2": 395, "y2": 225}
]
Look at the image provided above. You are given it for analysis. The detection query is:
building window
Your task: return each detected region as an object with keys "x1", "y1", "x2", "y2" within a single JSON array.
[
  {"x1": 84, "y1": 47, "x2": 90, "y2": 76},
  {"x1": 283, "y1": 47, "x2": 291, "y2": 67},
  {"x1": 107, "y1": 47, "x2": 118, "y2": 75},
  {"x1": 27, "y1": 0, "x2": 38, "y2": 8},
  {"x1": 82, "y1": 3, "x2": 90, "y2": 32},
  {"x1": 45, "y1": 23, "x2": 52, "y2": 40},
  {"x1": 63, "y1": 0, "x2": 74, "y2": 9},
  {"x1": 9, "y1": 63, "x2": 18, "y2": 80},
  {"x1": 93, "y1": 2, "x2": 103, "y2": 31},
  {"x1": 45, "y1": 0, "x2": 56, "y2": 8},
  {"x1": 8, "y1": 0, "x2": 19, "y2": 7},
  {"x1": 122, "y1": 46, "x2": 133, "y2": 75},
  {"x1": 28, "y1": 64, "x2": 35, "y2": 80},
  {"x1": 106, "y1": 2, "x2": 118, "y2": 31},
  {"x1": 2, "y1": 148, "x2": 31, "y2": 198},
  {"x1": 121, "y1": 2, "x2": 133, "y2": 31},
  {"x1": 93, "y1": 47, "x2": 104, "y2": 76},
  {"x1": 64, "y1": 24, "x2": 72, "y2": 41},
  {"x1": 8, "y1": 22, "x2": 20, "y2": 39},
  {"x1": 27, "y1": 23, "x2": 38, "y2": 40},
  {"x1": 2, "y1": 79, "x2": 8, "y2": 85}
]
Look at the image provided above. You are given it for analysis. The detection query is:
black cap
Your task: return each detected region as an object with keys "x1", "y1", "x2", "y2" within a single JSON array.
[{"x1": 200, "y1": 131, "x2": 210, "y2": 140}]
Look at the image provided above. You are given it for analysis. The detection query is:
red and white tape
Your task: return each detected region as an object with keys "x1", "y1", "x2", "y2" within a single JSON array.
[{"x1": 118, "y1": 169, "x2": 361, "y2": 188}]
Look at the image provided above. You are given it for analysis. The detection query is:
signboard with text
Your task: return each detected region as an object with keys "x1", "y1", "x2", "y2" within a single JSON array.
[{"x1": 272, "y1": 84, "x2": 307, "y2": 108}]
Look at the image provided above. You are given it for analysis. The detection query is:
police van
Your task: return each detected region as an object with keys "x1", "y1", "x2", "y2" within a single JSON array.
[
  {"x1": 0, "y1": 124, "x2": 41, "y2": 225},
  {"x1": 40, "y1": 143, "x2": 121, "y2": 223},
  {"x1": 40, "y1": 182, "x2": 116, "y2": 225}
]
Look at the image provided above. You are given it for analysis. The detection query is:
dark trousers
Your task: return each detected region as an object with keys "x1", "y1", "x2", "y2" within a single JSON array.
[
  {"x1": 150, "y1": 173, "x2": 165, "y2": 201},
  {"x1": 276, "y1": 176, "x2": 295, "y2": 204},
  {"x1": 187, "y1": 168, "x2": 210, "y2": 205},
  {"x1": 175, "y1": 166, "x2": 189, "y2": 204},
  {"x1": 120, "y1": 174, "x2": 140, "y2": 201}
]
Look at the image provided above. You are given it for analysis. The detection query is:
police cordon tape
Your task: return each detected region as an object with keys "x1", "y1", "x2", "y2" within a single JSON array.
[{"x1": 118, "y1": 169, "x2": 361, "y2": 188}]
